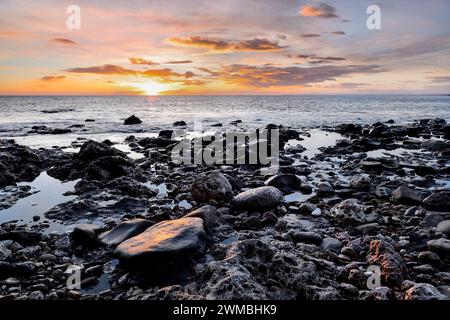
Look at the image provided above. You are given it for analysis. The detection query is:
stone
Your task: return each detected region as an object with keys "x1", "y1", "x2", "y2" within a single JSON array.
[
  {"x1": 0, "y1": 243, "x2": 12, "y2": 261},
  {"x1": 311, "y1": 208, "x2": 322, "y2": 216},
  {"x1": 264, "y1": 174, "x2": 303, "y2": 193},
  {"x1": 71, "y1": 224, "x2": 102, "y2": 246},
  {"x1": 392, "y1": 186, "x2": 422, "y2": 205},
  {"x1": 404, "y1": 283, "x2": 447, "y2": 300},
  {"x1": 320, "y1": 237, "x2": 343, "y2": 252},
  {"x1": 418, "y1": 251, "x2": 440, "y2": 264},
  {"x1": 316, "y1": 182, "x2": 335, "y2": 197},
  {"x1": 28, "y1": 290, "x2": 45, "y2": 300},
  {"x1": 173, "y1": 121, "x2": 187, "y2": 126},
  {"x1": 184, "y1": 205, "x2": 217, "y2": 230},
  {"x1": 298, "y1": 202, "x2": 317, "y2": 215},
  {"x1": 330, "y1": 199, "x2": 366, "y2": 224},
  {"x1": 350, "y1": 175, "x2": 371, "y2": 191},
  {"x1": 427, "y1": 238, "x2": 450, "y2": 253},
  {"x1": 375, "y1": 187, "x2": 392, "y2": 199},
  {"x1": 191, "y1": 172, "x2": 233, "y2": 203},
  {"x1": 123, "y1": 115, "x2": 142, "y2": 125},
  {"x1": 367, "y1": 239, "x2": 406, "y2": 287},
  {"x1": 423, "y1": 191, "x2": 450, "y2": 212},
  {"x1": 437, "y1": 220, "x2": 450, "y2": 236},
  {"x1": 231, "y1": 186, "x2": 283, "y2": 211},
  {"x1": 115, "y1": 218, "x2": 206, "y2": 265},
  {"x1": 99, "y1": 219, "x2": 154, "y2": 247},
  {"x1": 291, "y1": 231, "x2": 323, "y2": 245}
]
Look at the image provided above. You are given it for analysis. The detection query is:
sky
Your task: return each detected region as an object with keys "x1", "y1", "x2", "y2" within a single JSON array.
[{"x1": 0, "y1": 0, "x2": 449, "y2": 95}]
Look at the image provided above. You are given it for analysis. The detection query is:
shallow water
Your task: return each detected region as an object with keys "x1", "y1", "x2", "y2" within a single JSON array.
[{"x1": 0, "y1": 172, "x2": 79, "y2": 233}]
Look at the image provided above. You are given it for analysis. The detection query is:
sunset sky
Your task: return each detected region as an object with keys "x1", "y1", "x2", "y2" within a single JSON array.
[{"x1": 1, "y1": 0, "x2": 449, "y2": 95}]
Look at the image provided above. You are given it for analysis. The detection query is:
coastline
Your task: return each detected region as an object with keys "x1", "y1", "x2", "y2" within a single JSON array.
[{"x1": 0, "y1": 118, "x2": 449, "y2": 300}]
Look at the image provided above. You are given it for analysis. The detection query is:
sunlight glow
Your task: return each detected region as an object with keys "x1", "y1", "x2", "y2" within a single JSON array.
[{"x1": 126, "y1": 81, "x2": 168, "y2": 95}]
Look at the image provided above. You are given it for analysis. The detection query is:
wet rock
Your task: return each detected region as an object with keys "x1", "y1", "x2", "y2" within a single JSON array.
[
  {"x1": 232, "y1": 186, "x2": 282, "y2": 212},
  {"x1": 191, "y1": 172, "x2": 233, "y2": 203},
  {"x1": 0, "y1": 243, "x2": 12, "y2": 261},
  {"x1": 0, "y1": 230, "x2": 42, "y2": 245},
  {"x1": 124, "y1": 115, "x2": 142, "y2": 125},
  {"x1": 350, "y1": 175, "x2": 371, "y2": 191},
  {"x1": 330, "y1": 199, "x2": 366, "y2": 225},
  {"x1": 71, "y1": 224, "x2": 102, "y2": 247},
  {"x1": 367, "y1": 239, "x2": 406, "y2": 287},
  {"x1": 158, "y1": 130, "x2": 174, "y2": 139},
  {"x1": 437, "y1": 220, "x2": 450, "y2": 236},
  {"x1": 173, "y1": 121, "x2": 187, "y2": 127},
  {"x1": 99, "y1": 219, "x2": 154, "y2": 247},
  {"x1": 291, "y1": 231, "x2": 323, "y2": 245},
  {"x1": 75, "y1": 140, "x2": 126, "y2": 169},
  {"x1": 375, "y1": 187, "x2": 392, "y2": 199},
  {"x1": 115, "y1": 218, "x2": 206, "y2": 266},
  {"x1": 422, "y1": 213, "x2": 444, "y2": 227},
  {"x1": 361, "y1": 161, "x2": 383, "y2": 173},
  {"x1": 264, "y1": 174, "x2": 302, "y2": 193},
  {"x1": 423, "y1": 191, "x2": 450, "y2": 212},
  {"x1": 392, "y1": 186, "x2": 422, "y2": 205},
  {"x1": 184, "y1": 205, "x2": 217, "y2": 230},
  {"x1": 404, "y1": 283, "x2": 447, "y2": 300},
  {"x1": 316, "y1": 182, "x2": 335, "y2": 197},
  {"x1": 299, "y1": 203, "x2": 318, "y2": 215},
  {"x1": 427, "y1": 238, "x2": 450, "y2": 253},
  {"x1": 84, "y1": 155, "x2": 134, "y2": 181},
  {"x1": 320, "y1": 237, "x2": 343, "y2": 252}
]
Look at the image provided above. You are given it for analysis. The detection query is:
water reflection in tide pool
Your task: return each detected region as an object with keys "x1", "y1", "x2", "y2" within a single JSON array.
[{"x1": 0, "y1": 172, "x2": 79, "y2": 233}]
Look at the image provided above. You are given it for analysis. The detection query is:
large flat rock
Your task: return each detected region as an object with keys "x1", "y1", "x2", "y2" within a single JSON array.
[
  {"x1": 231, "y1": 186, "x2": 282, "y2": 211},
  {"x1": 115, "y1": 217, "x2": 206, "y2": 265},
  {"x1": 99, "y1": 219, "x2": 154, "y2": 247}
]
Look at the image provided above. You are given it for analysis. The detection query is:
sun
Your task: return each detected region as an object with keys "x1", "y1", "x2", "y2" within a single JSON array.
[{"x1": 123, "y1": 81, "x2": 168, "y2": 95}]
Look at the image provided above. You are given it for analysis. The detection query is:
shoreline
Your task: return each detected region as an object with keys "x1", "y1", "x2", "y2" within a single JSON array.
[{"x1": 0, "y1": 118, "x2": 449, "y2": 300}]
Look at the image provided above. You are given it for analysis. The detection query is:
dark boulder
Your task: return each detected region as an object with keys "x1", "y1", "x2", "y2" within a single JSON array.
[{"x1": 124, "y1": 115, "x2": 142, "y2": 125}]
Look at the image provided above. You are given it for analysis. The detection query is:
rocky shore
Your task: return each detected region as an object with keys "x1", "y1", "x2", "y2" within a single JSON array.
[{"x1": 0, "y1": 118, "x2": 449, "y2": 300}]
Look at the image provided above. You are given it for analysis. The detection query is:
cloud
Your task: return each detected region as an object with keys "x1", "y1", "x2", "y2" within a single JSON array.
[
  {"x1": 165, "y1": 60, "x2": 193, "y2": 64},
  {"x1": 40, "y1": 75, "x2": 66, "y2": 81},
  {"x1": 51, "y1": 38, "x2": 77, "y2": 45},
  {"x1": 299, "y1": 2, "x2": 339, "y2": 18},
  {"x1": 129, "y1": 58, "x2": 158, "y2": 65},
  {"x1": 301, "y1": 33, "x2": 321, "y2": 38},
  {"x1": 168, "y1": 36, "x2": 287, "y2": 52},
  {"x1": 330, "y1": 31, "x2": 346, "y2": 35},
  {"x1": 296, "y1": 55, "x2": 346, "y2": 63},
  {"x1": 428, "y1": 76, "x2": 450, "y2": 83},
  {"x1": 65, "y1": 64, "x2": 138, "y2": 75},
  {"x1": 215, "y1": 63, "x2": 383, "y2": 87}
]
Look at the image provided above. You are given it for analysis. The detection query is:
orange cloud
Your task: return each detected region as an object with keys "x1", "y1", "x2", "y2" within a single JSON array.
[
  {"x1": 302, "y1": 33, "x2": 321, "y2": 38},
  {"x1": 65, "y1": 64, "x2": 138, "y2": 75},
  {"x1": 168, "y1": 36, "x2": 287, "y2": 52},
  {"x1": 300, "y1": 3, "x2": 339, "y2": 18},
  {"x1": 129, "y1": 57, "x2": 158, "y2": 65},
  {"x1": 51, "y1": 38, "x2": 77, "y2": 45},
  {"x1": 165, "y1": 60, "x2": 193, "y2": 64},
  {"x1": 40, "y1": 75, "x2": 66, "y2": 81}
]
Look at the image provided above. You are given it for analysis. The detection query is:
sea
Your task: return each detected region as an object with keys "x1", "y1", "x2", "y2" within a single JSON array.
[{"x1": 0, "y1": 95, "x2": 449, "y2": 148}]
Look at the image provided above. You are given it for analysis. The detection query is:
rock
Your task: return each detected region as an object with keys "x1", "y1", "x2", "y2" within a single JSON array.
[
  {"x1": 28, "y1": 290, "x2": 45, "y2": 300},
  {"x1": 422, "y1": 213, "x2": 444, "y2": 227},
  {"x1": 418, "y1": 251, "x2": 440, "y2": 264},
  {"x1": 191, "y1": 172, "x2": 233, "y2": 203},
  {"x1": 123, "y1": 115, "x2": 142, "y2": 125},
  {"x1": 298, "y1": 203, "x2": 318, "y2": 215},
  {"x1": 173, "y1": 121, "x2": 187, "y2": 126},
  {"x1": 404, "y1": 206, "x2": 419, "y2": 216},
  {"x1": 0, "y1": 243, "x2": 12, "y2": 261},
  {"x1": 392, "y1": 186, "x2": 422, "y2": 205},
  {"x1": 330, "y1": 199, "x2": 366, "y2": 225},
  {"x1": 361, "y1": 161, "x2": 383, "y2": 173},
  {"x1": 375, "y1": 187, "x2": 392, "y2": 199},
  {"x1": 232, "y1": 186, "x2": 283, "y2": 212},
  {"x1": 311, "y1": 208, "x2": 322, "y2": 216},
  {"x1": 184, "y1": 205, "x2": 217, "y2": 230},
  {"x1": 423, "y1": 191, "x2": 450, "y2": 212},
  {"x1": 404, "y1": 283, "x2": 447, "y2": 300},
  {"x1": 320, "y1": 237, "x2": 343, "y2": 252},
  {"x1": 115, "y1": 218, "x2": 206, "y2": 266},
  {"x1": 350, "y1": 175, "x2": 371, "y2": 191},
  {"x1": 367, "y1": 239, "x2": 406, "y2": 287},
  {"x1": 316, "y1": 182, "x2": 334, "y2": 197},
  {"x1": 291, "y1": 231, "x2": 322, "y2": 245},
  {"x1": 427, "y1": 238, "x2": 450, "y2": 253},
  {"x1": 75, "y1": 140, "x2": 126, "y2": 169},
  {"x1": 158, "y1": 130, "x2": 174, "y2": 139},
  {"x1": 437, "y1": 220, "x2": 450, "y2": 236},
  {"x1": 264, "y1": 174, "x2": 303, "y2": 193},
  {"x1": 99, "y1": 219, "x2": 154, "y2": 247},
  {"x1": 71, "y1": 224, "x2": 102, "y2": 246}
]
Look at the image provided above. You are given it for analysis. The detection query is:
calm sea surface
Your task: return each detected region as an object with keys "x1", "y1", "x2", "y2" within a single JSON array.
[{"x1": 0, "y1": 95, "x2": 449, "y2": 140}]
